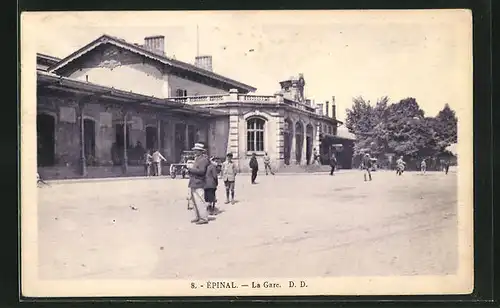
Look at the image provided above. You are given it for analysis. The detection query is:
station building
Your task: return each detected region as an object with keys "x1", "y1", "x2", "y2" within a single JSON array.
[{"x1": 36, "y1": 34, "x2": 353, "y2": 179}]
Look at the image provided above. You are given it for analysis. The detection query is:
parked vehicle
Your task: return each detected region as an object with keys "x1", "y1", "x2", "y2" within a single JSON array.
[
  {"x1": 169, "y1": 152, "x2": 223, "y2": 179},
  {"x1": 169, "y1": 151, "x2": 195, "y2": 179}
]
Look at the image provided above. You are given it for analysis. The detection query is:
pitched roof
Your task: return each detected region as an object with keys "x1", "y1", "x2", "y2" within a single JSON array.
[
  {"x1": 37, "y1": 70, "x2": 227, "y2": 118},
  {"x1": 48, "y1": 34, "x2": 257, "y2": 93},
  {"x1": 37, "y1": 53, "x2": 62, "y2": 63},
  {"x1": 37, "y1": 53, "x2": 62, "y2": 70}
]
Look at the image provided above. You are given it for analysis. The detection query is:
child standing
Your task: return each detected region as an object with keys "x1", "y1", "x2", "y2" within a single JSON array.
[
  {"x1": 204, "y1": 157, "x2": 219, "y2": 215},
  {"x1": 144, "y1": 150, "x2": 153, "y2": 176},
  {"x1": 221, "y1": 153, "x2": 237, "y2": 204}
]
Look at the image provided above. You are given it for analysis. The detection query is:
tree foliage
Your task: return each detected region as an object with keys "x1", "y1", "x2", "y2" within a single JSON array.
[
  {"x1": 345, "y1": 97, "x2": 458, "y2": 160},
  {"x1": 435, "y1": 103, "x2": 458, "y2": 144}
]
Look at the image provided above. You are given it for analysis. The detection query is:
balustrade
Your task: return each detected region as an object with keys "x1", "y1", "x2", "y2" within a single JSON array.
[{"x1": 169, "y1": 93, "x2": 320, "y2": 114}]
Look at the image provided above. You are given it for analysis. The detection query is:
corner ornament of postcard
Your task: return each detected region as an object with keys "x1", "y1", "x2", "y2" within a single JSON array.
[{"x1": 191, "y1": 280, "x2": 308, "y2": 290}]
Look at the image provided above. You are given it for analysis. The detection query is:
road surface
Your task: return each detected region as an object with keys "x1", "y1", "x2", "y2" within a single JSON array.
[{"x1": 37, "y1": 170, "x2": 458, "y2": 280}]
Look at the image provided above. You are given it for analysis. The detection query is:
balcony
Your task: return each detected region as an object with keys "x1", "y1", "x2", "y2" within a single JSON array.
[{"x1": 169, "y1": 93, "x2": 318, "y2": 114}]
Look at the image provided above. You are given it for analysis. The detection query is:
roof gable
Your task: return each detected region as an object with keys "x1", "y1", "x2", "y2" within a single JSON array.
[{"x1": 49, "y1": 34, "x2": 257, "y2": 93}]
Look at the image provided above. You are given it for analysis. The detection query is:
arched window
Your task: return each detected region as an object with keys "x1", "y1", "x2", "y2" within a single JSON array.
[{"x1": 247, "y1": 117, "x2": 265, "y2": 152}]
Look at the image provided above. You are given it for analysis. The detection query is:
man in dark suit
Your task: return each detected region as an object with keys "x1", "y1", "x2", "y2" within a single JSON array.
[{"x1": 249, "y1": 153, "x2": 259, "y2": 184}]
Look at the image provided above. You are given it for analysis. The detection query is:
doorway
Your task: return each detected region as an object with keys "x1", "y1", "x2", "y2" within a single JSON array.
[
  {"x1": 187, "y1": 125, "x2": 196, "y2": 150},
  {"x1": 37, "y1": 113, "x2": 55, "y2": 166},
  {"x1": 306, "y1": 136, "x2": 312, "y2": 165},
  {"x1": 305, "y1": 124, "x2": 314, "y2": 165},
  {"x1": 114, "y1": 123, "x2": 130, "y2": 165},
  {"x1": 145, "y1": 126, "x2": 157, "y2": 151},
  {"x1": 84, "y1": 119, "x2": 96, "y2": 165},
  {"x1": 115, "y1": 123, "x2": 130, "y2": 148},
  {"x1": 283, "y1": 119, "x2": 293, "y2": 165},
  {"x1": 174, "y1": 123, "x2": 186, "y2": 162},
  {"x1": 295, "y1": 122, "x2": 304, "y2": 164}
]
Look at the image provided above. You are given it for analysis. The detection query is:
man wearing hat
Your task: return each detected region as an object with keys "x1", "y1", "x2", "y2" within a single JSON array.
[{"x1": 187, "y1": 142, "x2": 211, "y2": 225}]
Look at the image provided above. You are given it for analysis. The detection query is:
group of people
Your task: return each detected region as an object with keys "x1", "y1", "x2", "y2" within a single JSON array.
[
  {"x1": 359, "y1": 153, "x2": 451, "y2": 182},
  {"x1": 143, "y1": 149, "x2": 167, "y2": 176},
  {"x1": 185, "y1": 143, "x2": 278, "y2": 225},
  {"x1": 185, "y1": 143, "x2": 238, "y2": 225}
]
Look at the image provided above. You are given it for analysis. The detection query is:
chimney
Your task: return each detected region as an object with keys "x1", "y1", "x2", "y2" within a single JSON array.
[
  {"x1": 195, "y1": 55, "x2": 213, "y2": 71},
  {"x1": 325, "y1": 101, "x2": 330, "y2": 117},
  {"x1": 331, "y1": 96, "x2": 336, "y2": 119},
  {"x1": 316, "y1": 103, "x2": 324, "y2": 116},
  {"x1": 144, "y1": 35, "x2": 165, "y2": 56}
]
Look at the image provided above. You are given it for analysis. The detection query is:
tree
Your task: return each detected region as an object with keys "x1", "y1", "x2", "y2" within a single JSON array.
[
  {"x1": 346, "y1": 96, "x2": 458, "y2": 169},
  {"x1": 345, "y1": 96, "x2": 376, "y2": 135},
  {"x1": 435, "y1": 103, "x2": 458, "y2": 144},
  {"x1": 378, "y1": 98, "x2": 440, "y2": 159},
  {"x1": 345, "y1": 96, "x2": 392, "y2": 156}
]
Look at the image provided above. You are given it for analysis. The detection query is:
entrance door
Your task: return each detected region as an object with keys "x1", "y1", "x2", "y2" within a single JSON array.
[
  {"x1": 283, "y1": 119, "x2": 293, "y2": 165},
  {"x1": 305, "y1": 136, "x2": 312, "y2": 165},
  {"x1": 145, "y1": 126, "x2": 157, "y2": 151},
  {"x1": 295, "y1": 122, "x2": 304, "y2": 164},
  {"x1": 115, "y1": 124, "x2": 130, "y2": 148},
  {"x1": 83, "y1": 119, "x2": 96, "y2": 164},
  {"x1": 37, "y1": 114, "x2": 55, "y2": 166},
  {"x1": 114, "y1": 124, "x2": 130, "y2": 165}
]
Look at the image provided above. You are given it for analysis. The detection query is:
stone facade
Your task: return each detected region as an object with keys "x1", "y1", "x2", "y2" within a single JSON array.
[
  {"x1": 37, "y1": 89, "x2": 226, "y2": 179},
  {"x1": 36, "y1": 35, "x2": 346, "y2": 179},
  {"x1": 174, "y1": 92, "x2": 337, "y2": 173}
]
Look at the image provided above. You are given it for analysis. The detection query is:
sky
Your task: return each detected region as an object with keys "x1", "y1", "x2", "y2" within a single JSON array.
[{"x1": 27, "y1": 10, "x2": 472, "y2": 122}]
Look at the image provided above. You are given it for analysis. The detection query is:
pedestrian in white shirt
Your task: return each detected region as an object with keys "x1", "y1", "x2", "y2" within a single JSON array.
[{"x1": 152, "y1": 149, "x2": 166, "y2": 176}]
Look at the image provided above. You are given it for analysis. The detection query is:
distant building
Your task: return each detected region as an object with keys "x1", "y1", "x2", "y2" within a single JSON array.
[{"x1": 36, "y1": 34, "x2": 350, "y2": 179}]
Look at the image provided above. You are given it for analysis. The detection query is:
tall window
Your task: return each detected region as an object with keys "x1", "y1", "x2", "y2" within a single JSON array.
[{"x1": 247, "y1": 118, "x2": 265, "y2": 152}]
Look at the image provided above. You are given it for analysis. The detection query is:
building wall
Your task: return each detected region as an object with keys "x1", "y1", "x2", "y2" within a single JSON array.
[
  {"x1": 37, "y1": 93, "x2": 221, "y2": 177},
  {"x1": 207, "y1": 117, "x2": 230, "y2": 159},
  {"x1": 67, "y1": 45, "x2": 169, "y2": 98},
  {"x1": 63, "y1": 44, "x2": 230, "y2": 99},
  {"x1": 196, "y1": 103, "x2": 336, "y2": 172},
  {"x1": 168, "y1": 74, "x2": 227, "y2": 96},
  {"x1": 236, "y1": 109, "x2": 280, "y2": 172}
]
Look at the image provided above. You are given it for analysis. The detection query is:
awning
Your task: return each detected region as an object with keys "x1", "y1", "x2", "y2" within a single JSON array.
[
  {"x1": 319, "y1": 133, "x2": 356, "y2": 143},
  {"x1": 37, "y1": 71, "x2": 227, "y2": 118}
]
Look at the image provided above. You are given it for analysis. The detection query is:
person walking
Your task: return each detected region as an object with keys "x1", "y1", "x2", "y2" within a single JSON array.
[
  {"x1": 420, "y1": 158, "x2": 427, "y2": 174},
  {"x1": 263, "y1": 152, "x2": 275, "y2": 175},
  {"x1": 221, "y1": 152, "x2": 237, "y2": 204},
  {"x1": 143, "y1": 150, "x2": 153, "y2": 176},
  {"x1": 313, "y1": 148, "x2": 320, "y2": 165},
  {"x1": 361, "y1": 153, "x2": 373, "y2": 181},
  {"x1": 396, "y1": 156, "x2": 406, "y2": 176},
  {"x1": 187, "y1": 143, "x2": 211, "y2": 225},
  {"x1": 329, "y1": 153, "x2": 337, "y2": 175},
  {"x1": 249, "y1": 152, "x2": 259, "y2": 184},
  {"x1": 443, "y1": 160, "x2": 450, "y2": 175},
  {"x1": 204, "y1": 157, "x2": 219, "y2": 215},
  {"x1": 152, "y1": 149, "x2": 167, "y2": 176}
]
